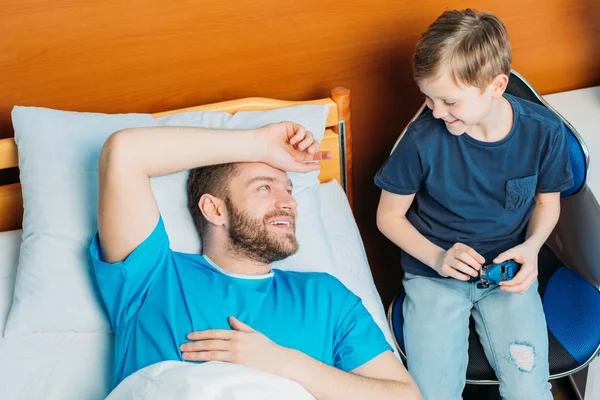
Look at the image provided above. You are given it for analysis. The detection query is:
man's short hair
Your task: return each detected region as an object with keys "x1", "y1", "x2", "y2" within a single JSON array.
[
  {"x1": 187, "y1": 163, "x2": 239, "y2": 241},
  {"x1": 413, "y1": 9, "x2": 512, "y2": 89}
]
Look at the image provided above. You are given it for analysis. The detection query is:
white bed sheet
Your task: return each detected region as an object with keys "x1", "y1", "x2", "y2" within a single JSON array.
[
  {"x1": 0, "y1": 230, "x2": 113, "y2": 400},
  {"x1": 0, "y1": 180, "x2": 394, "y2": 400}
]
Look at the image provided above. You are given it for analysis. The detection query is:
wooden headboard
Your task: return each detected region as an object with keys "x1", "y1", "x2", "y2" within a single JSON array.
[{"x1": 0, "y1": 86, "x2": 352, "y2": 232}]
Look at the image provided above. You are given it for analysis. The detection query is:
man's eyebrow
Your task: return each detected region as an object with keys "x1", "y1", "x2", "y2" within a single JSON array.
[{"x1": 246, "y1": 176, "x2": 293, "y2": 189}]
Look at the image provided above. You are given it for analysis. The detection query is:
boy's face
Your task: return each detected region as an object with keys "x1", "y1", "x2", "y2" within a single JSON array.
[{"x1": 418, "y1": 69, "x2": 504, "y2": 136}]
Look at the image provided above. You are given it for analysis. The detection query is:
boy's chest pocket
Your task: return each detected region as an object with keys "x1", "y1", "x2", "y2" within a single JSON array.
[{"x1": 505, "y1": 174, "x2": 537, "y2": 211}]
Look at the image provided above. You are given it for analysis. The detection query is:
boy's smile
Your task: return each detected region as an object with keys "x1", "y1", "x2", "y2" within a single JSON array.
[{"x1": 418, "y1": 69, "x2": 512, "y2": 142}]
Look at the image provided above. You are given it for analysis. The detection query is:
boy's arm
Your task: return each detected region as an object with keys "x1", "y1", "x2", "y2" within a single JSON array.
[
  {"x1": 522, "y1": 192, "x2": 561, "y2": 251},
  {"x1": 376, "y1": 190, "x2": 483, "y2": 280},
  {"x1": 98, "y1": 123, "x2": 329, "y2": 263},
  {"x1": 494, "y1": 192, "x2": 561, "y2": 293},
  {"x1": 376, "y1": 191, "x2": 442, "y2": 268}
]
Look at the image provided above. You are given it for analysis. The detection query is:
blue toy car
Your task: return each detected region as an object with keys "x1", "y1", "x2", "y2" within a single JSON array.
[{"x1": 477, "y1": 259, "x2": 521, "y2": 289}]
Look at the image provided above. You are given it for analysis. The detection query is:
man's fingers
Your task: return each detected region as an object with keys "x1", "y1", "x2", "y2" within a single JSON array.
[
  {"x1": 301, "y1": 150, "x2": 333, "y2": 161},
  {"x1": 306, "y1": 141, "x2": 319, "y2": 155},
  {"x1": 288, "y1": 123, "x2": 307, "y2": 144},
  {"x1": 296, "y1": 131, "x2": 314, "y2": 151},
  {"x1": 292, "y1": 160, "x2": 322, "y2": 172},
  {"x1": 187, "y1": 329, "x2": 234, "y2": 341},
  {"x1": 182, "y1": 350, "x2": 232, "y2": 362},
  {"x1": 229, "y1": 316, "x2": 255, "y2": 333},
  {"x1": 286, "y1": 123, "x2": 306, "y2": 145},
  {"x1": 180, "y1": 339, "x2": 230, "y2": 353}
]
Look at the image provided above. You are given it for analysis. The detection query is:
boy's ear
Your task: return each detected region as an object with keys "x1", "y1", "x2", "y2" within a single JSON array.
[
  {"x1": 489, "y1": 73, "x2": 509, "y2": 98},
  {"x1": 199, "y1": 194, "x2": 227, "y2": 227}
]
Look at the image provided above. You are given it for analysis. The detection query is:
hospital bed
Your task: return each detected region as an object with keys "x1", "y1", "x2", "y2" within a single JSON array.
[{"x1": 0, "y1": 88, "x2": 399, "y2": 398}]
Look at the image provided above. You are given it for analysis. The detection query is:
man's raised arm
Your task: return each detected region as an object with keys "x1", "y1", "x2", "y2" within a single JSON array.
[{"x1": 98, "y1": 123, "x2": 329, "y2": 263}]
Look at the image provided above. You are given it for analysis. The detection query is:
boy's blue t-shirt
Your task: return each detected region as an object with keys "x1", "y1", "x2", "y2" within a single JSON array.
[
  {"x1": 375, "y1": 94, "x2": 574, "y2": 277},
  {"x1": 90, "y1": 219, "x2": 391, "y2": 387}
]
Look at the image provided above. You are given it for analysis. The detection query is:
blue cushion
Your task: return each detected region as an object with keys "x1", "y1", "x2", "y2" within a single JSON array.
[
  {"x1": 562, "y1": 125, "x2": 586, "y2": 197},
  {"x1": 390, "y1": 291, "x2": 406, "y2": 351},
  {"x1": 543, "y1": 267, "x2": 600, "y2": 364}
]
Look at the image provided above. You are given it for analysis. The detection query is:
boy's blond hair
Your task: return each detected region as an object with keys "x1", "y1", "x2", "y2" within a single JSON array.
[{"x1": 413, "y1": 9, "x2": 511, "y2": 89}]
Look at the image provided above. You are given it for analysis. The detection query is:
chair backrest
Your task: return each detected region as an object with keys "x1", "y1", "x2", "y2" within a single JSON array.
[
  {"x1": 392, "y1": 70, "x2": 589, "y2": 197},
  {"x1": 505, "y1": 70, "x2": 588, "y2": 197}
]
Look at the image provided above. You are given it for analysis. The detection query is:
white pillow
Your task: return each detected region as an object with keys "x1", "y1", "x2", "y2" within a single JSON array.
[
  {"x1": 0, "y1": 230, "x2": 21, "y2": 333},
  {"x1": 7, "y1": 108, "x2": 157, "y2": 336},
  {"x1": 4, "y1": 104, "x2": 331, "y2": 336},
  {"x1": 319, "y1": 180, "x2": 397, "y2": 353}
]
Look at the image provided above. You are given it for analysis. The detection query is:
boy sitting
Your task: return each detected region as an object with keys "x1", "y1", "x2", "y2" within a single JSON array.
[{"x1": 376, "y1": 9, "x2": 573, "y2": 400}]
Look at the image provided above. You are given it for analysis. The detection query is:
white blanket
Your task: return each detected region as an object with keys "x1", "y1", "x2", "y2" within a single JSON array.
[{"x1": 106, "y1": 361, "x2": 316, "y2": 400}]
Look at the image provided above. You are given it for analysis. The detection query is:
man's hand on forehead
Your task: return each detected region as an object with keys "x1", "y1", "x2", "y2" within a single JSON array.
[{"x1": 255, "y1": 121, "x2": 334, "y2": 173}]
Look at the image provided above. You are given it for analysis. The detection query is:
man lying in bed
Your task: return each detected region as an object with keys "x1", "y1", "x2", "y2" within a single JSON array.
[{"x1": 91, "y1": 121, "x2": 420, "y2": 399}]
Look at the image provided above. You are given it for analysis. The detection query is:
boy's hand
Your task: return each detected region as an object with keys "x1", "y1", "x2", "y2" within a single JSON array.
[
  {"x1": 493, "y1": 243, "x2": 539, "y2": 293},
  {"x1": 434, "y1": 243, "x2": 485, "y2": 281},
  {"x1": 180, "y1": 316, "x2": 295, "y2": 377},
  {"x1": 256, "y1": 121, "x2": 334, "y2": 173}
]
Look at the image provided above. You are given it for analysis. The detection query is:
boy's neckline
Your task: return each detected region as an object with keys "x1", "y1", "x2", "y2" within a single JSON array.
[{"x1": 461, "y1": 94, "x2": 519, "y2": 147}]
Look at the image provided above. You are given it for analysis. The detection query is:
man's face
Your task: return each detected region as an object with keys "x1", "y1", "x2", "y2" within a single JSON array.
[
  {"x1": 418, "y1": 69, "x2": 496, "y2": 136},
  {"x1": 224, "y1": 163, "x2": 298, "y2": 264}
]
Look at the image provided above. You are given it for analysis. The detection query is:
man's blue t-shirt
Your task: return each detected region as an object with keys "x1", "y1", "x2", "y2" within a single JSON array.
[
  {"x1": 90, "y1": 218, "x2": 391, "y2": 387},
  {"x1": 375, "y1": 94, "x2": 574, "y2": 277}
]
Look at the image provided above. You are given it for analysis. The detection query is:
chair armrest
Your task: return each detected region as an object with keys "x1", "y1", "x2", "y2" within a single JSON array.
[{"x1": 547, "y1": 186, "x2": 600, "y2": 290}]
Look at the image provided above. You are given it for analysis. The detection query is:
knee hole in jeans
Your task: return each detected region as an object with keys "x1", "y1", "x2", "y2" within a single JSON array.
[{"x1": 507, "y1": 341, "x2": 537, "y2": 373}]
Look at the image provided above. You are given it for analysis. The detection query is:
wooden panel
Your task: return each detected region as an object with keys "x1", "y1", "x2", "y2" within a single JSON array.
[
  {"x1": 0, "y1": 137, "x2": 17, "y2": 170},
  {"x1": 0, "y1": 183, "x2": 23, "y2": 232},
  {"x1": 1, "y1": 0, "x2": 598, "y2": 305},
  {"x1": 331, "y1": 86, "x2": 353, "y2": 209},
  {"x1": 318, "y1": 129, "x2": 341, "y2": 185},
  {"x1": 2, "y1": 0, "x2": 597, "y2": 139}
]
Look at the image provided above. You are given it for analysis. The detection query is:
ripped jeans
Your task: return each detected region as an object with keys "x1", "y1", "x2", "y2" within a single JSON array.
[{"x1": 403, "y1": 272, "x2": 552, "y2": 400}]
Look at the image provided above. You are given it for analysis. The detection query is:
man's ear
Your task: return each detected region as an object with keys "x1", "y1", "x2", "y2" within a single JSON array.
[
  {"x1": 198, "y1": 194, "x2": 227, "y2": 227},
  {"x1": 489, "y1": 73, "x2": 509, "y2": 98}
]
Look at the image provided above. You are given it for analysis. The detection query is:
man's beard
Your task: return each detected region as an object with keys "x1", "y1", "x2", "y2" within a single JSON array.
[{"x1": 224, "y1": 197, "x2": 299, "y2": 264}]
